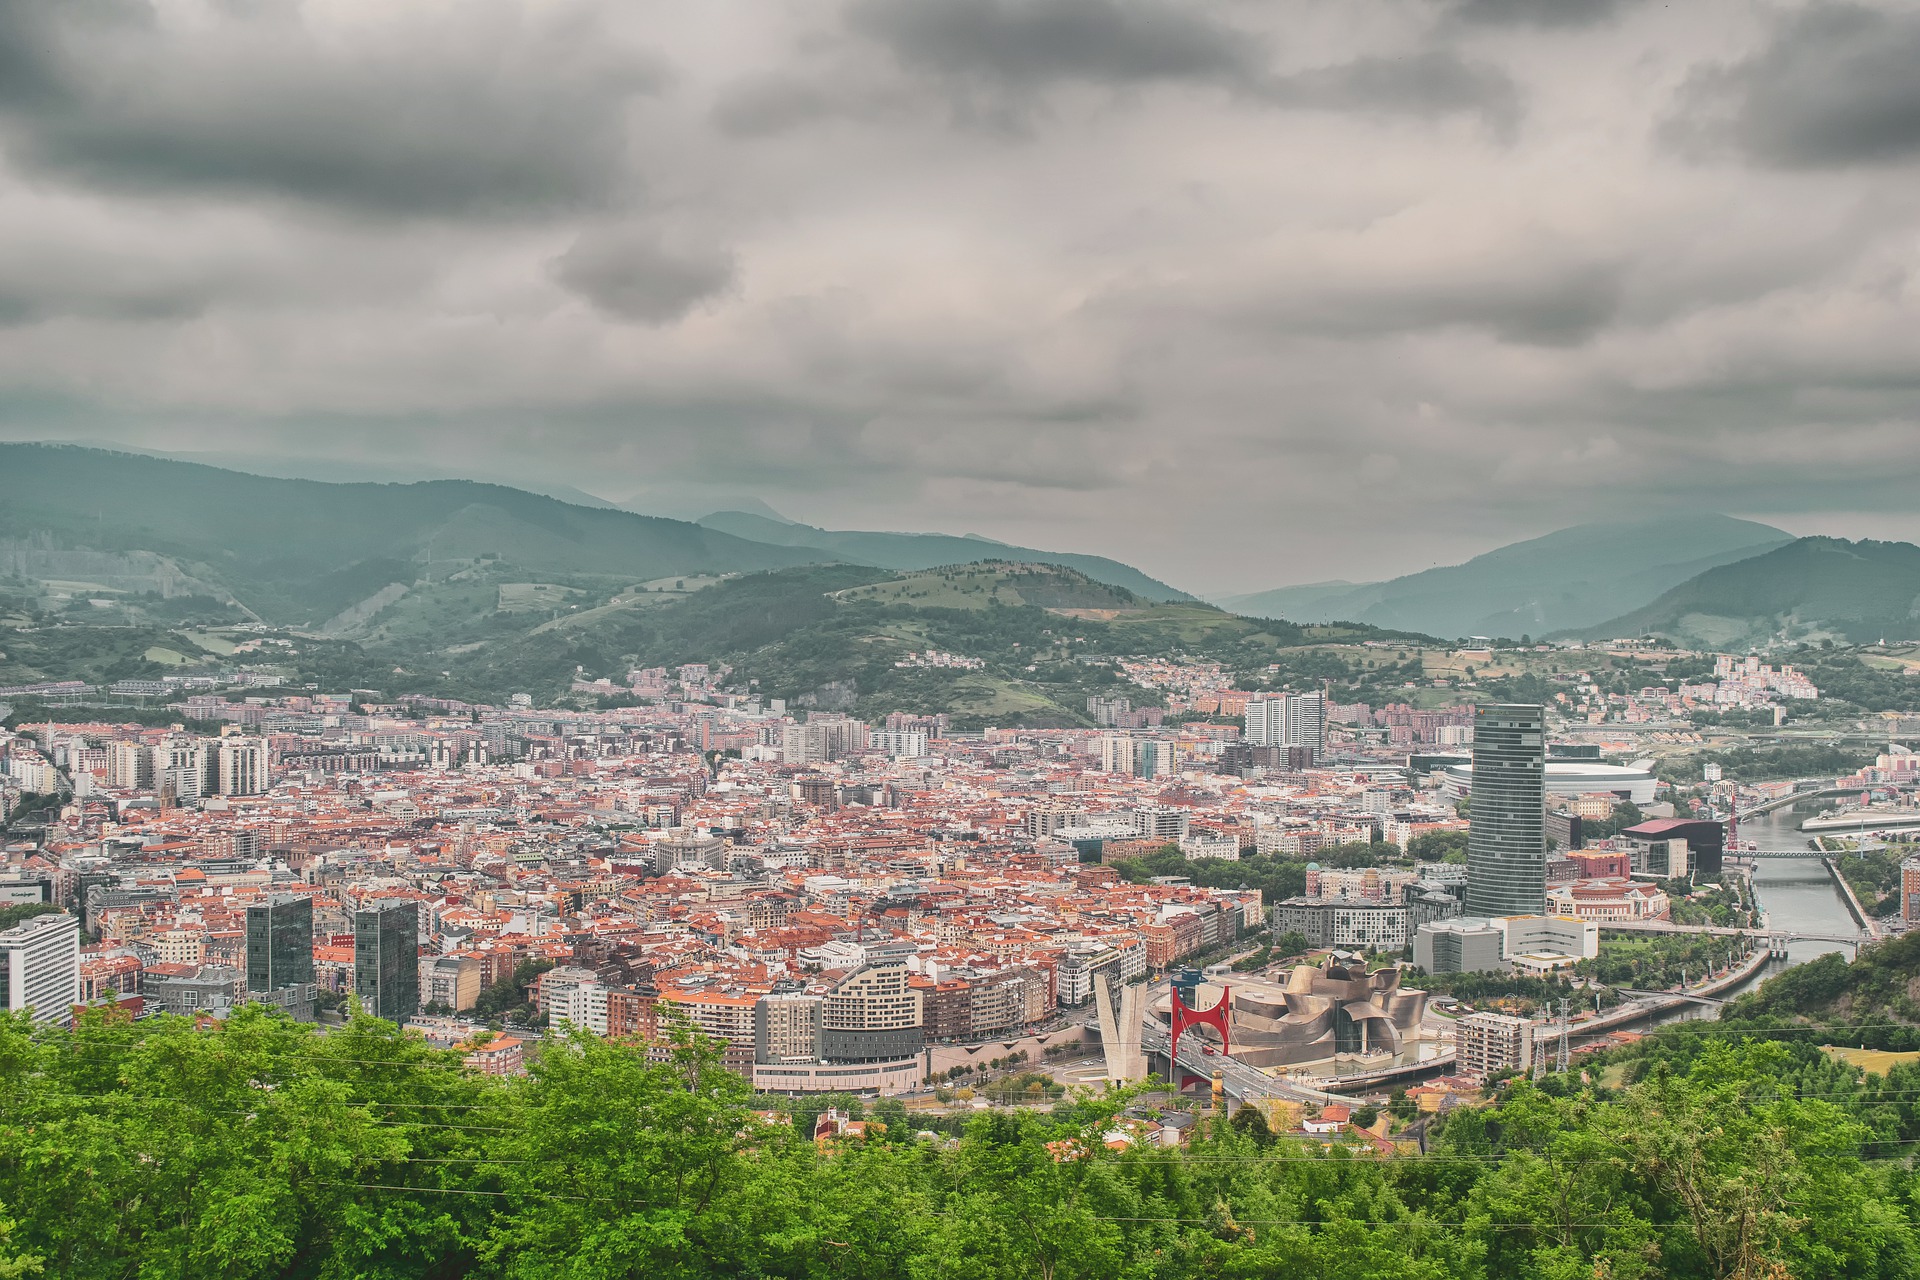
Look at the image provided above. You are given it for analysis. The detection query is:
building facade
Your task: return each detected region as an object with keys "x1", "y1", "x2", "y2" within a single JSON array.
[
  {"x1": 0, "y1": 911, "x2": 80, "y2": 1025},
  {"x1": 354, "y1": 901, "x2": 420, "y2": 1021},
  {"x1": 1244, "y1": 692, "x2": 1326, "y2": 754},
  {"x1": 1464, "y1": 704, "x2": 1546, "y2": 918},
  {"x1": 245, "y1": 894, "x2": 314, "y2": 995},
  {"x1": 217, "y1": 740, "x2": 269, "y2": 797},
  {"x1": 1457, "y1": 1011, "x2": 1534, "y2": 1079},
  {"x1": 820, "y1": 957, "x2": 923, "y2": 1062}
]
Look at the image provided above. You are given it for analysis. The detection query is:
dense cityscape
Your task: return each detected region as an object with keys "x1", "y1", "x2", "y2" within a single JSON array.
[
  {"x1": 9, "y1": 0, "x2": 1920, "y2": 1273},
  {"x1": 2, "y1": 641, "x2": 1914, "y2": 1081},
  {"x1": 3, "y1": 638, "x2": 1919, "y2": 1275}
]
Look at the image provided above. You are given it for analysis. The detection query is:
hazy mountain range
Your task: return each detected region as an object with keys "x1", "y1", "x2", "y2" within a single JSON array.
[
  {"x1": 1579, "y1": 537, "x2": 1920, "y2": 649},
  {"x1": 695, "y1": 510, "x2": 1191, "y2": 602},
  {"x1": 0, "y1": 444, "x2": 1188, "y2": 628},
  {"x1": 1215, "y1": 515, "x2": 1797, "y2": 639},
  {"x1": 4, "y1": 444, "x2": 1915, "y2": 651}
]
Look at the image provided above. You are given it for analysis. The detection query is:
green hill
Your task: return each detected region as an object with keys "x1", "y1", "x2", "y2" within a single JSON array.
[
  {"x1": 1582, "y1": 537, "x2": 1920, "y2": 648},
  {"x1": 1218, "y1": 514, "x2": 1793, "y2": 639},
  {"x1": 1726, "y1": 928, "x2": 1920, "y2": 1033},
  {"x1": 409, "y1": 562, "x2": 1407, "y2": 726},
  {"x1": 697, "y1": 510, "x2": 1194, "y2": 602},
  {"x1": 0, "y1": 443, "x2": 816, "y2": 627},
  {"x1": 0, "y1": 449, "x2": 1419, "y2": 722}
]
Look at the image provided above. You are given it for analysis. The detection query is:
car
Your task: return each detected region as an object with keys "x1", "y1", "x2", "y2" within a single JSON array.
[{"x1": 1200, "y1": 1045, "x2": 1215, "y2": 1056}]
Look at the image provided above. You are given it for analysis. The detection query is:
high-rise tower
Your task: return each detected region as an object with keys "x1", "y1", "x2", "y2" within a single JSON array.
[
  {"x1": 0, "y1": 912, "x2": 79, "y2": 1026},
  {"x1": 1463, "y1": 703, "x2": 1546, "y2": 918},
  {"x1": 354, "y1": 901, "x2": 420, "y2": 1021},
  {"x1": 246, "y1": 895, "x2": 314, "y2": 994}
]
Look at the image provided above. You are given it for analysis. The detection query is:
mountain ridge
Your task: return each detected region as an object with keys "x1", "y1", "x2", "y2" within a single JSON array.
[
  {"x1": 0, "y1": 443, "x2": 818, "y2": 626},
  {"x1": 1217, "y1": 514, "x2": 1794, "y2": 639},
  {"x1": 696, "y1": 509, "x2": 1195, "y2": 602},
  {"x1": 1578, "y1": 536, "x2": 1920, "y2": 648}
]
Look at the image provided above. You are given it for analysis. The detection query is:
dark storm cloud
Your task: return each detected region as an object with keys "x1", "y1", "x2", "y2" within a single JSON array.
[
  {"x1": 4, "y1": 1, "x2": 1920, "y2": 590},
  {"x1": 847, "y1": 0, "x2": 1258, "y2": 89},
  {"x1": 550, "y1": 229, "x2": 737, "y2": 324},
  {"x1": 1670, "y1": 3, "x2": 1920, "y2": 167},
  {"x1": 0, "y1": 0, "x2": 665, "y2": 216},
  {"x1": 1252, "y1": 260, "x2": 1625, "y2": 347},
  {"x1": 1449, "y1": 0, "x2": 1629, "y2": 28},
  {"x1": 844, "y1": 0, "x2": 1515, "y2": 126},
  {"x1": 1260, "y1": 51, "x2": 1518, "y2": 128}
]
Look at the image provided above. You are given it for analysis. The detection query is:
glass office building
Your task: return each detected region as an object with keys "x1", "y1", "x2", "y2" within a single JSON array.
[
  {"x1": 1463, "y1": 703, "x2": 1547, "y2": 918},
  {"x1": 354, "y1": 901, "x2": 420, "y2": 1020},
  {"x1": 245, "y1": 895, "x2": 314, "y2": 994}
]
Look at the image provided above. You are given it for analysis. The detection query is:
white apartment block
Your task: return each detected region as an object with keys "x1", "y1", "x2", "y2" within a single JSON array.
[
  {"x1": 1457, "y1": 1011, "x2": 1534, "y2": 1079},
  {"x1": 0, "y1": 912, "x2": 80, "y2": 1027}
]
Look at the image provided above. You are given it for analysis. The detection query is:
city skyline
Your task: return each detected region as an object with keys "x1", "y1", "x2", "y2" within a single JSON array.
[
  {"x1": 1, "y1": 3, "x2": 1917, "y2": 1262},
  {"x1": 1, "y1": 2, "x2": 1919, "y2": 593}
]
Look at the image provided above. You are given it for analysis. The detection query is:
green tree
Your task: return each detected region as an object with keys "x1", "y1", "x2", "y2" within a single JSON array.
[
  {"x1": 1229, "y1": 1102, "x2": 1274, "y2": 1148},
  {"x1": 481, "y1": 1022, "x2": 756, "y2": 1280}
]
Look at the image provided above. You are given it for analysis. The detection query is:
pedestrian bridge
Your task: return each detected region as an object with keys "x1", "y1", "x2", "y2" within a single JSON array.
[{"x1": 1616, "y1": 989, "x2": 1727, "y2": 1006}]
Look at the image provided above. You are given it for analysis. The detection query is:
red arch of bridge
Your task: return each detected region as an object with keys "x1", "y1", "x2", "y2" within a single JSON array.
[{"x1": 1170, "y1": 985, "x2": 1230, "y2": 1060}]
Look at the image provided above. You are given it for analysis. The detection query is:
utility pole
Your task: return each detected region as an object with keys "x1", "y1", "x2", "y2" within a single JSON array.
[{"x1": 1558, "y1": 999, "x2": 1569, "y2": 1073}]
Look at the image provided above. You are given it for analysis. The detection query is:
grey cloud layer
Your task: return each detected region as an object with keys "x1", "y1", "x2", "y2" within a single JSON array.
[
  {"x1": 0, "y1": 1, "x2": 663, "y2": 214},
  {"x1": 0, "y1": 0, "x2": 1917, "y2": 590},
  {"x1": 1672, "y1": 4, "x2": 1920, "y2": 167},
  {"x1": 551, "y1": 230, "x2": 737, "y2": 324}
]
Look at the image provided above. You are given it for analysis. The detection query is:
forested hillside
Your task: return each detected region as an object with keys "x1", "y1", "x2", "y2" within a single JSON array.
[
  {"x1": 697, "y1": 510, "x2": 1195, "y2": 602},
  {"x1": 1221, "y1": 515, "x2": 1792, "y2": 639},
  {"x1": 1584, "y1": 537, "x2": 1920, "y2": 648},
  {"x1": 0, "y1": 443, "x2": 813, "y2": 627},
  {"x1": 1, "y1": 1004, "x2": 1914, "y2": 1280},
  {"x1": 6, "y1": 561, "x2": 1428, "y2": 728}
]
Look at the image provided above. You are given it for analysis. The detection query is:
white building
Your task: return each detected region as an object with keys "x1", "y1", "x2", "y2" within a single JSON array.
[
  {"x1": 1457, "y1": 1011, "x2": 1534, "y2": 1079},
  {"x1": 1496, "y1": 914, "x2": 1599, "y2": 974},
  {"x1": 0, "y1": 911, "x2": 80, "y2": 1026},
  {"x1": 556, "y1": 982, "x2": 611, "y2": 1035},
  {"x1": 1179, "y1": 833, "x2": 1241, "y2": 861},
  {"x1": 217, "y1": 740, "x2": 269, "y2": 797},
  {"x1": 105, "y1": 740, "x2": 152, "y2": 790},
  {"x1": 780, "y1": 724, "x2": 831, "y2": 766},
  {"x1": 1439, "y1": 761, "x2": 1657, "y2": 807},
  {"x1": 869, "y1": 730, "x2": 929, "y2": 759},
  {"x1": 5, "y1": 754, "x2": 57, "y2": 794},
  {"x1": 1133, "y1": 805, "x2": 1190, "y2": 842},
  {"x1": 1244, "y1": 692, "x2": 1327, "y2": 752}
]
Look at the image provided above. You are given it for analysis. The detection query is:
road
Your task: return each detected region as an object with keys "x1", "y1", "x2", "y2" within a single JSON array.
[{"x1": 1139, "y1": 1022, "x2": 1348, "y2": 1105}]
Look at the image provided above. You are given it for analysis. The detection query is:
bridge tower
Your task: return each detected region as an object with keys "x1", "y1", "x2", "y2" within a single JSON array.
[
  {"x1": 1093, "y1": 974, "x2": 1148, "y2": 1083},
  {"x1": 1769, "y1": 932, "x2": 1789, "y2": 959},
  {"x1": 1170, "y1": 984, "x2": 1231, "y2": 1059}
]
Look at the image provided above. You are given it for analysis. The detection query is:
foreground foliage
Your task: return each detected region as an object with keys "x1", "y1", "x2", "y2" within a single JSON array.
[{"x1": 0, "y1": 1007, "x2": 1916, "y2": 1278}]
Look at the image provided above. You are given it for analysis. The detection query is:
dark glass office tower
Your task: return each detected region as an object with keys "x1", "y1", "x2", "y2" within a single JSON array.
[
  {"x1": 245, "y1": 895, "x2": 314, "y2": 993},
  {"x1": 1464, "y1": 704, "x2": 1547, "y2": 918},
  {"x1": 354, "y1": 901, "x2": 420, "y2": 1020}
]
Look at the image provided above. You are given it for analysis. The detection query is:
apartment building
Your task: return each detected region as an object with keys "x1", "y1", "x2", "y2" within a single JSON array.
[
  {"x1": 1457, "y1": 1011, "x2": 1534, "y2": 1079},
  {"x1": 0, "y1": 911, "x2": 80, "y2": 1026}
]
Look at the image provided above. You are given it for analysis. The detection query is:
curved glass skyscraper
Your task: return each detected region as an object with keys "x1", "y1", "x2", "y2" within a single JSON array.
[{"x1": 1463, "y1": 703, "x2": 1546, "y2": 918}]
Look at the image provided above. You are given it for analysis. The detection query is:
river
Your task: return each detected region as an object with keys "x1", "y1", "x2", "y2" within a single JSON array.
[{"x1": 1653, "y1": 799, "x2": 1863, "y2": 1023}]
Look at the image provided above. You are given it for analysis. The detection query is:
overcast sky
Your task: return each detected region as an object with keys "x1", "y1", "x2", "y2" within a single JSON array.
[{"x1": 2, "y1": 0, "x2": 1919, "y2": 595}]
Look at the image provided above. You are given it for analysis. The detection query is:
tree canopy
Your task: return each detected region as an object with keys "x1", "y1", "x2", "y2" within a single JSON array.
[{"x1": 0, "y1": 1003, "x2": 1914, "y2": 1279}]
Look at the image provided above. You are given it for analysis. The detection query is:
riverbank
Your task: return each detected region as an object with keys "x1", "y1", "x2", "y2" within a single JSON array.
[
  {"x1": 1556, "y1": 943, "x2": 1775, "y2": 1046},
  {"x1": 1826, "y1": 856, "x2": 1884, "y2": 939}
]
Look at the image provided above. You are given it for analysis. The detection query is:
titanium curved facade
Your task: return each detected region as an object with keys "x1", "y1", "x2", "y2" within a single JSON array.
[{"x1": 1463, "y1": 704, "x2": 1546, "y2": 918}]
